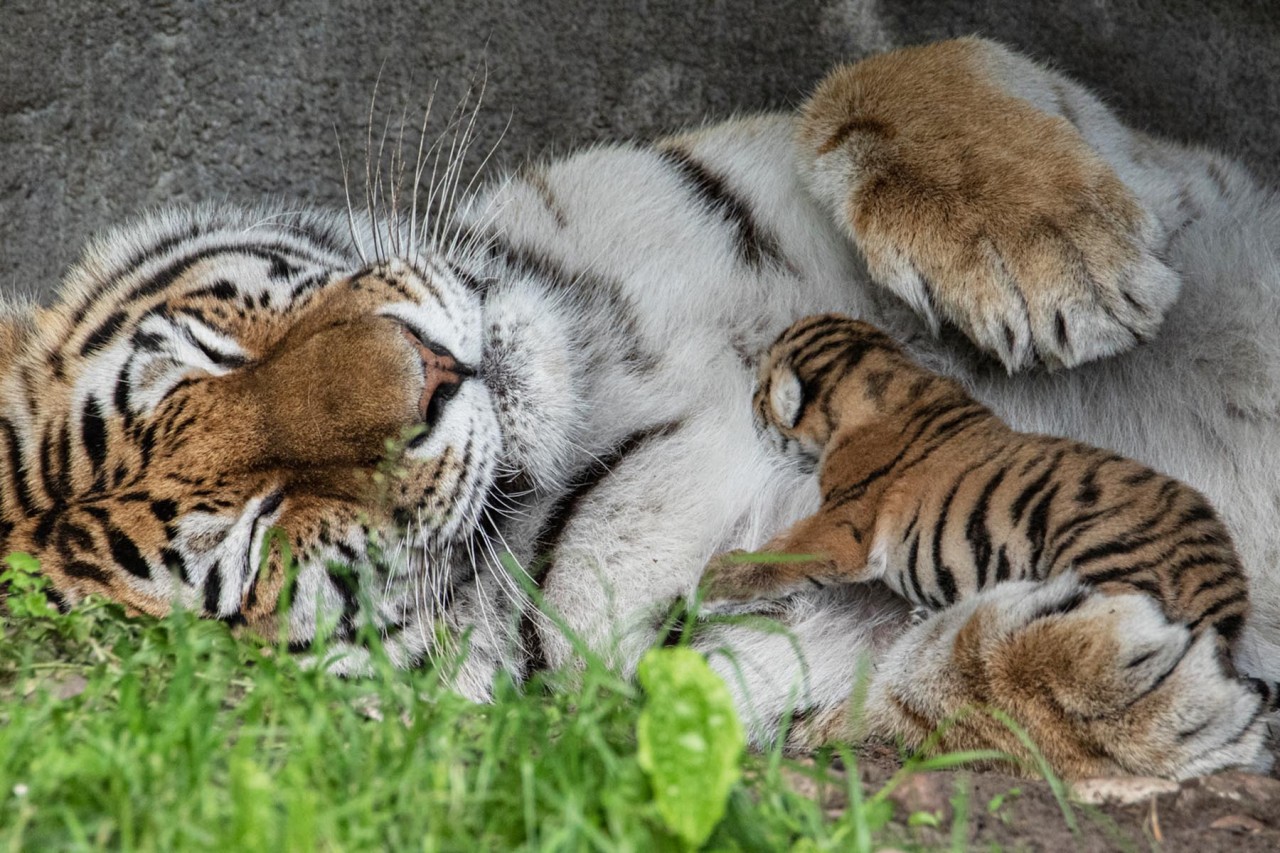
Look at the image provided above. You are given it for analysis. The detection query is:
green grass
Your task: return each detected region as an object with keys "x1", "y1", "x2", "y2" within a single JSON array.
[{"x1": 0, "y1": 555, "x2": 1032, "y2": 851}]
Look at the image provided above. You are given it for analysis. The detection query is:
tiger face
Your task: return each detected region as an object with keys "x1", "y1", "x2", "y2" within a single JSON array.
[
  {"x1": 0, "y1": 207, "x2": 513, "y2": 644},
  {"x1": 752, "y1": 313, "x2": 907, "y2": 467}
]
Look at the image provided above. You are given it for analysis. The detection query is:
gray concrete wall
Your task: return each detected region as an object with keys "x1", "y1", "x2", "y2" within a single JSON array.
[{"x1": 2, "y1": 0, "x2": 1277, "y2": 302}]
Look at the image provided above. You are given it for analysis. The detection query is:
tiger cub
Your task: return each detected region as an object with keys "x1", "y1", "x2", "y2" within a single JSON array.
[{"x1": 701, "y1": 313, "x2": 1250, "y2": 655}]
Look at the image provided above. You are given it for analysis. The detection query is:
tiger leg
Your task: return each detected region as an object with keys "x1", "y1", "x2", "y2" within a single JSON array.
[
  {"x1": 700, "y1": 508, "x2": 872, "y2": 605},
  {"x1": 795, "y1": 37, "x2": 1185, "y2": 371},
  {"x1": 790, "y1": 575, "x2": 1269, "y2": 780}
]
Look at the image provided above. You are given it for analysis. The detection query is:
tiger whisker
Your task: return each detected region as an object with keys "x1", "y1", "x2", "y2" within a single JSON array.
[
  {"x1": 364, "y1": 62, "x2": 387, "y2": 265},
  {"x1": 427, "y1": 83, "x2": 477, "y2": 252},
  {"x1": 371, "y1": 108, "x2": 396, "y2": 264},
  {"x1": 439, "y1": 69, "x2": 492, "y2": 258},
  {"x1": 408, "y1": 80, "x2": 440, "y2": 255}
]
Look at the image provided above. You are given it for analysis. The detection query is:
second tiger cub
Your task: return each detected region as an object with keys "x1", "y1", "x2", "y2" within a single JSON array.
[{"x1": 701, "y1": 313, "x2": 1249, "y2": 653}]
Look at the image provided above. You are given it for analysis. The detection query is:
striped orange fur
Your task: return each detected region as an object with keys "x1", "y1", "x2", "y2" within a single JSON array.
[{"x1": 703, "y1": 313, "x2": 1250, "y2": 655}]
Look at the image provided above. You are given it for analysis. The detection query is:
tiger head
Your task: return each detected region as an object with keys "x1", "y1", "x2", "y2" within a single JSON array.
[
  {"x1": 753, "y1": 313, "x2": 918, "y2": 466},
  {"x1": 0, "y1": 204, "x2": 576, "y2": 646}
]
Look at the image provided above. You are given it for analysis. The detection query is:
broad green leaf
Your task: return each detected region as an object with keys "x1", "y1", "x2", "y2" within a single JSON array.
[{"x1": 636, "y1": 647, "x2": 745, "y2": 848}]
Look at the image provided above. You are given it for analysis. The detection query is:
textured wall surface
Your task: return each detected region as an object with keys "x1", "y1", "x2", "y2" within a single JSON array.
[{"x1": 2, "y1": 0, "x2": 1277, "y2": 301}]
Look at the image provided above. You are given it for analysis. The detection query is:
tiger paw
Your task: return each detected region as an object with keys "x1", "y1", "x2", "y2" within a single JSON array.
[
  {"x1": 796, "y1": 39, "x2": 1180, "y2": 371},
  {"x1": 869, "y1": 578, "x2": 1268, "y2": 779}
]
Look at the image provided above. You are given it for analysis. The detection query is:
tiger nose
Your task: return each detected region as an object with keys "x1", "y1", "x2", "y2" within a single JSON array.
[{"x1": 400, "y1": 328, "x2": 473, "y2": 424}]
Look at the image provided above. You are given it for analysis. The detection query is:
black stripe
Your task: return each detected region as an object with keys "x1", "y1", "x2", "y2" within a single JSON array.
[
  {"x1": 905, "y1": 530, "x2": 927, "y2": 604},
  {"x1": 530, "y1": 421, "x2": 683, "y2": 576},
  {"x1": 1074, "y1": 530, "x2": 1170, "y2": 568},
  {"x1": 1029, "y1": 586, "x2": 1089, "y2": 622},
  {"x1": 80, "y1": 310, "x2": 128, "y2": 356},
  {"x1": 1215, "y1": 613, "x2": 1244, "y2": 643},
  {"x1": 328, "y1": 565, "x2": 362, "y2": 639},
  {"x1": 124, "y1": 243, "x2": 333, "y2": 307},
  {"x1": 151, "y1": 499, "x2": 179, "y2": 522},
  {"x1": 995, "y1": 545, "x2": 1012, "y2": 582},
  {"x1": 1188, "y1": 590, "x2": 1248, "y2": 634},
  {"x1": 64, "y1": 560, "x2": 111, "y2": 583},
  {"x1": 113, "y1": 357, "x2": 134, "y2": 420},
  {"x1": 931, "y1": 479, "x2": 963, "y2": 604},
  {"x1": 1045, "y1": 508, "x2": 1111, "y2": 568},
  {"x1": 186, "y1": 280, "x2": 238, "y2": 301},
  {"x1": 107, "y1": 526, "x2": 151, "y2": 580},
  {"x1": 33, "y1": 508, "x2": 59, "y2": 549},
  {"x1": 161, "y1": 546, "x2": 191, "y2": 584},
  {"x1": 485, "y1": 236, "x2": 658, "y2": 372},
  {"x1": 71, "y1": 222, "x2": 204, "y2": 322},
  {"x1": 656, "y1": 146, "x2": 784, "y2": 269},
  {"x1": 1010, "y1": 460, "x2": 1055, "y2": 524},
  {"x1": 185, "y1": 329, "x2": 249, "y2": 369},
  {"x1": 81, "y1": 397, "x2": 109, "y2": 479},
  {"x1": 966, "y1": 467, "x2": 1005, "y2": 587},
  {"x1": 269, "y1": 255, "x2": 300, "y2": 281},
  {"x1": 1075, "y1": 457, "x2": 1108, "y2": 505},
  {"x1": 203, "y1": 561, "x2": 223, "y2": 615},
  {"x1": 0, "y1": 419, "x2": 35, "y2": 516},
  {"x1": 54, "y1": 518, "x2": 94, "y2": 557},
  {"x1": 1024, "y1": 484, "x2": 1060, "y2": 577}
]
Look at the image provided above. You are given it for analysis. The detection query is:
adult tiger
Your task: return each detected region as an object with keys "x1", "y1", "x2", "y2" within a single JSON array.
[{"x1": 3, "y1": 39, "x2": 1277, "y2": 778}]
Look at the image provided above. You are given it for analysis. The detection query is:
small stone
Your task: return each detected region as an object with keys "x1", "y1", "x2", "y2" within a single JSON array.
[
  {"x1": 50, "y1": 674, "x2": 88, "y2": 701},
  {"x1": 886, "y1": 773, "x2": 952, "y2": 819},
  {"x1": 1209, "y1": 814, "x2": 1267, "y2": 834},
  {"x1": 1070, "y1": 776, "x2": 1180, "y2": 806},
  {"x1": 1202, "y1": 772, "x2": 1280, "y2": 805}
]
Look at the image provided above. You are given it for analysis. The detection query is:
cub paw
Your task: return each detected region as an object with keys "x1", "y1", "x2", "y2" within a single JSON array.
[
  {"x1": 797, "y1": 39, "x2": 1180, "y2": 371},
  {"x1": 699, "y1": 550, "x2": 775, "y2": 605}
]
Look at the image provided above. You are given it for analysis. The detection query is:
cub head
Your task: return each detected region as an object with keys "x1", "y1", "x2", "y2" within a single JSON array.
[
  {"x1": 753, "y1": 313, "x2": 911, "y2": 465},
  {"x1": 0, "y1": 205, "x2": 508, "y2": 644}
]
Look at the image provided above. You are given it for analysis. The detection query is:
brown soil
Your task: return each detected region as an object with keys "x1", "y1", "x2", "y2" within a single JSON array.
[{"x1": 789, "y1": 743, "x2": 1280, "y2": 850}]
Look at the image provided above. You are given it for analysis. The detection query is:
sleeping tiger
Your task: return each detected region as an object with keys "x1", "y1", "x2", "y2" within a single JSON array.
[
  {"x1": 700, "y1": 312, "x2": 1249, "y2": 652},
  {"x1": 3, "y1": 38, "x2": 1278, "y2": 779}
]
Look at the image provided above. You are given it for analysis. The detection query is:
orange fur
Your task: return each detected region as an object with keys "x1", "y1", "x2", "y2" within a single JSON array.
[
  {"x1": 795, "y1": 37, "x2": 1158, "y2": 369},
  {"x1": 704, "y1": 312, "x2": 1249, "y2": 652},
  {"x1": 1, "y1": 261, "x2": 458, "y2": 634}
]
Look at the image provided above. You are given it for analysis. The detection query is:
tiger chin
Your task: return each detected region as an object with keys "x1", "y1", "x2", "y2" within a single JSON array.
[{"x1": 4, "y1": 37, "x2": 1280, "y2": 780}]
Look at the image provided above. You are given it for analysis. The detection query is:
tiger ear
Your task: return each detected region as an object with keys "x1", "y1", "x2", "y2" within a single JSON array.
[{"x1": 769, "y1": 367, "x2": 804, "y2": 429}]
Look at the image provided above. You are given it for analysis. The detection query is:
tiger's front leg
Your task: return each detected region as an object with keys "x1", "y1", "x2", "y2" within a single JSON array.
[{"x1": 796, "y1": 38, "x2": 1184, "y2": 371}]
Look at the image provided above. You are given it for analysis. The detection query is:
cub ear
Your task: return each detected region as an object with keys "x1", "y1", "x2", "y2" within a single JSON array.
[{"x1": 768, "y1": 367, "x2": 804, "y2": 429}]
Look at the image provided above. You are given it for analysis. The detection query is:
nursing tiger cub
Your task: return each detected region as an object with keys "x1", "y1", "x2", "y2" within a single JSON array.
[{"x1": 701, "y1": 313, "x2": 1251, "y2": 657}]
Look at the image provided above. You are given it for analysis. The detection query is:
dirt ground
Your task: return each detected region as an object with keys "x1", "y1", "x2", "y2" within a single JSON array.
[{"x1": 790, "y1": 742, "x2": 1280, "y2": 850}]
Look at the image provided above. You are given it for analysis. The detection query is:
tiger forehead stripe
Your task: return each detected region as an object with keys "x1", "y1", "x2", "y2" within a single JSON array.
[
  {"x1": 69, "y1": 219, "x2": 352, "y2": 326},
  {"x1": 66, "y1": 242, "x2": 336, "y2": 358}
]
